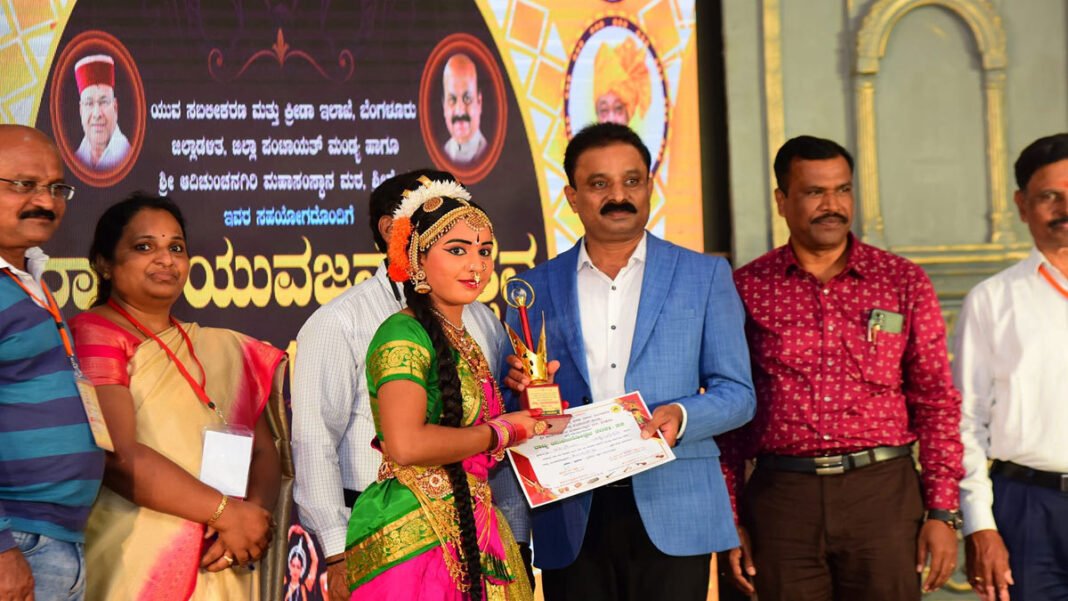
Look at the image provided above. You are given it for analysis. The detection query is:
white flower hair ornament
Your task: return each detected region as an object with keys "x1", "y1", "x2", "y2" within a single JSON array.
[
  {"x1": 391, "y1": 178, "x2": 471, "y2": 220},
  {"x1": 387, "y1": 176, "x2": 488, "y2": 291}
]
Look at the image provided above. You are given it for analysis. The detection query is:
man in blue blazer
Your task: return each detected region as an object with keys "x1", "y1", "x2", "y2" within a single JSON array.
[{"x1": 503, "y1": 123, "x2": 756, "y2": 600}]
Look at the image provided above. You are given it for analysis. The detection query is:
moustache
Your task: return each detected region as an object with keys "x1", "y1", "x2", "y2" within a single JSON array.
[
  {"x1": 450, "y1": 114, "x2": 471, "y2": 124},
  {"x1": 1048, "y1": 215, "x2": 1068, "y2": 229},
  {"x1": 811, "y1": 212, "x2": 848, "y2": 225},
  {"x1": 600, "y1": 202, "x2": 638, "y2": 216},
  {"x1": 19, "y1": 209, "x2": 56, "y2": 221}
]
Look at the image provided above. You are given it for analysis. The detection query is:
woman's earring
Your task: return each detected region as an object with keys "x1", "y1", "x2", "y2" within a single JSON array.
[{"x1": 412, "y1": 269, "x2": 431, "y2": 294}]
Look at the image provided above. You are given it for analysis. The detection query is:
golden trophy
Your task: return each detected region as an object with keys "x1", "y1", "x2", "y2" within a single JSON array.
[{"x1": 504, "y1": 278, "x2": 571, "y2": 434}]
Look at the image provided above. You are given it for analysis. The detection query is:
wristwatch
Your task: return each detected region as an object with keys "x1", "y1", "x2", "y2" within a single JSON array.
[{"x1": 926, "y1": 508, "x2": 963, "y2": 530}]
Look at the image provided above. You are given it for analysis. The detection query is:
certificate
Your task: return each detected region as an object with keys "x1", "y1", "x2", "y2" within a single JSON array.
[{"x1": 507, "y1": 391, "x2": 675, "y2": 508}]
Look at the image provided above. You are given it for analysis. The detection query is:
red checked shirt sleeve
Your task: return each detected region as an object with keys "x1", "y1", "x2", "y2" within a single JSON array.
[{"x1": 722, "y1": 238, "x2": 963, "y2": 515}]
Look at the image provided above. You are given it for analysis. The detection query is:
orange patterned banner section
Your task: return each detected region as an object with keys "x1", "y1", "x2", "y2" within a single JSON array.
[{"x1": 475, "y1": 0, "x2": 702, "y2": 256}]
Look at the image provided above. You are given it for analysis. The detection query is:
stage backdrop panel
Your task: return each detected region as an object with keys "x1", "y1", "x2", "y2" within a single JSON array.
[
  {"x1": 1, "y1": 0, "x2": 701, "y2": 354},
  {"x1": 1, "y1": 2, "x2": 700, "y2": 598}
]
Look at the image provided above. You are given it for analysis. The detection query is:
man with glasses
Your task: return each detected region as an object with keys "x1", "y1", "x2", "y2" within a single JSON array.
[
  {"x1": 74, "y1": 54, "x2": 131, "y2": 171},
  {"x1": 0, "y1": 124, "x2": 103, "y2": 600}
]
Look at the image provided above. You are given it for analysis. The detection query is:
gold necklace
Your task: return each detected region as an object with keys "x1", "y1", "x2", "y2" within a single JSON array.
[
  {"x1": 428, "y1": 306, "x2": 505, "y2": 422},
  {"x1": 429, "y1": 307, "x2": 464, "y2": 333},
  {"x1": 428, "y1": 307, "x2": 482, "y2": 372}
]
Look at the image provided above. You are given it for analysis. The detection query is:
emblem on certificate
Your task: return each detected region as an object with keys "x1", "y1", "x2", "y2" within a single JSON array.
[{"x1": 504, "y1": 277, "x2": 571, "y2": 434}]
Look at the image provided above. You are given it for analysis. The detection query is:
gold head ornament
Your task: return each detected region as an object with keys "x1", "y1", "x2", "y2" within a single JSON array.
[{"x1": 386, "y1": 176, "x2": 492, "y2": 287}]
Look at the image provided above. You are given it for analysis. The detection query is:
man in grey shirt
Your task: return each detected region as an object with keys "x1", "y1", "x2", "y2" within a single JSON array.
[{"x1": 292, "y1": 169, "x2": 529, "y2": 598}]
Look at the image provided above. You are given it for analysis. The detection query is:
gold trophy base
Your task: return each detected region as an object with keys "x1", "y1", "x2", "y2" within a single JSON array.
[{"x1": 521, "y1": 383, "x2": 571, "y2": 435}]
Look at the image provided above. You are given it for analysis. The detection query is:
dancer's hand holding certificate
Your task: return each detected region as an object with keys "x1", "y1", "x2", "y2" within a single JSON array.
[
  {"x1": 507, "y1": 392, "x2": 676, "y2": 508},
  {"x1": 504, "y1": 277, "x2": 571, "y2": 434}
]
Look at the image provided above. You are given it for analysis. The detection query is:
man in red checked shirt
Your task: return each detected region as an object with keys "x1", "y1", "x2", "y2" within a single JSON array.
[{"x1": 719, "y1": 135, "x2": 964, "y2": 601}]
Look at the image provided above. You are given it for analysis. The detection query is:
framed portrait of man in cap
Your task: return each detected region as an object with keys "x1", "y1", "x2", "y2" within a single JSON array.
[
  {"x1": 47, "y1": 30, "x2": 145, "y2": 187},
  {"x1": 73, "y1": 54, "x2": 131, "y2": 172}
]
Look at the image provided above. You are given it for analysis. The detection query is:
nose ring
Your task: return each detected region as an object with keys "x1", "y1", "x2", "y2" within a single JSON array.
[{"x1": 470, "y1": 262, "x2": 486, "y2": 285}]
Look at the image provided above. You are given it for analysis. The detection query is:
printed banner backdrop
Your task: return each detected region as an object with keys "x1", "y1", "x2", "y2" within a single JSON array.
[
  {"x1": 1, "y1": 0, "x2": 701, "y2": 348},
  {"x1": 1, "y1": 0, "x2": 699, "y2": 595}
]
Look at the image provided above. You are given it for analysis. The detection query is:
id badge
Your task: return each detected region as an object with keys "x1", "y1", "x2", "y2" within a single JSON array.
[
  {"x1": 199, "y1": 425, "x2": 254, "y2": 498},
  {"x1": 71, "y1": 358, "x2": 114, "y2": 452}
]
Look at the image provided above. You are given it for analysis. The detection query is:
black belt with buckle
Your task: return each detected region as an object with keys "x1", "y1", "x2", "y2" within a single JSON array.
[
  {"x1": 991, "y1": 460, "x2": 1068, "y2": 493},
  {"x1": 758, "y1": 445, "x2": 912, "y2": 476}
]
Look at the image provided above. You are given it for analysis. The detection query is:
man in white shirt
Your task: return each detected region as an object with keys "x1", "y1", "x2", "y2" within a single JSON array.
[
  {"x1": 291, "y1": 169, "x2": 527, "y2": 599},
  {"x1": 955, "y1": 133, "x2": 1068, "y2": 601}
]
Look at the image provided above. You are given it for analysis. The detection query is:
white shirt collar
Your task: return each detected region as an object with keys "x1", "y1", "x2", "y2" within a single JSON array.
[
  {"x1": 576, "y1": 232, "x2": 648, "y2": 273},
  {"x1": 0, "y1": 247, "x2": 49, "y2": 282},
  {"x1": 1027, "y1": 246, "x2": 1068, "y2": 287},
  {"x1": 373, "y1": 259, "x2": 391, "y2": 283}
]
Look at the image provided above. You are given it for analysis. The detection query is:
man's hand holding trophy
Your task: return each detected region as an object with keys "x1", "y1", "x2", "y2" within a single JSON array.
[{"x1": 503, "y1": 277, "x2": 571, "y2": 434}]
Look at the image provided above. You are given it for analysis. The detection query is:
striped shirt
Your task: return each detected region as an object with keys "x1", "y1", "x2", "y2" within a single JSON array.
[{"x1": 0, "y1": 249, "x2": 104, "y2": 552}]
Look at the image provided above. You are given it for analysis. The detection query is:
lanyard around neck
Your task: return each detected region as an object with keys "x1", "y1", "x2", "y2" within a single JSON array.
[
  {"x1": 106, "y1": 299, "x2": 223, "y2": 420},
  {"x1": 3, "y1": 269, "x2": 74, "y2": 358},
  {"x1": 1038, "y1": 264, "x2": 1068, "y2": 300}
]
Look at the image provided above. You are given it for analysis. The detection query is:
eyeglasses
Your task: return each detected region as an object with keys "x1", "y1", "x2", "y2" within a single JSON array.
[
  {"x1": 0, "y1": 178, "x2": 76, "y2": 201},
  {"x1": 80, "y1": 97, "x2": 115, "y2": 110}
]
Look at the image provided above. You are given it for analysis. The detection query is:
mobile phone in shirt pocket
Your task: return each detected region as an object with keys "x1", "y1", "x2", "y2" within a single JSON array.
[{"x1": 843, "y1": 310, "x2": 907, "y2": 386}]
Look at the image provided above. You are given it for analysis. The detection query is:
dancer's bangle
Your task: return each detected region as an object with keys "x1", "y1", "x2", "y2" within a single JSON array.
[
  {"x1": 510, "y1": 421, "x2": 529, "y2": 444},
  {"x1": 486, "y1": 419, "x2": 510, "y2": 459}
]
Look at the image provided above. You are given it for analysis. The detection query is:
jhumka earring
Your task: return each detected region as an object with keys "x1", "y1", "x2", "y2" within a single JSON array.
[{"x1": 413, "y1": 269, "x2": 431, "y2": 294}]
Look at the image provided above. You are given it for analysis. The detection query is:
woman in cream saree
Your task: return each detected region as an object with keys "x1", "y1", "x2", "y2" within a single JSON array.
[{"x1": 70, "y1": 193, "x2": 285, "y2": 600}]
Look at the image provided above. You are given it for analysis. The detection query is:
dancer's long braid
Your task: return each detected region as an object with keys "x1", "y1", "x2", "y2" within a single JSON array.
[{"x1": 404, "y1": 282, "x2": 484, "y2": 600}]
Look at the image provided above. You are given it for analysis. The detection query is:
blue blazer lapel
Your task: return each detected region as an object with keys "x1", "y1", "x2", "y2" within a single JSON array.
[
  {"x1": 546, "y1": 243, "x2": 590, "y2": 389},
  {"x1": 629, "y1": 234, "x2": 678, "y2": 366}
]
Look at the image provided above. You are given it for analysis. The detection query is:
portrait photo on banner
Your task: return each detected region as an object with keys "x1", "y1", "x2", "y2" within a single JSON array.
[
  {"x1": 419, "y1": 32, "x2": 508, "y2": 185},
  {"x1": 48, "y1": 29, "x2": 145, "y2": 187},
  {"x1": 565, "y1": 17, "x2": 669, "y2": 174}
]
